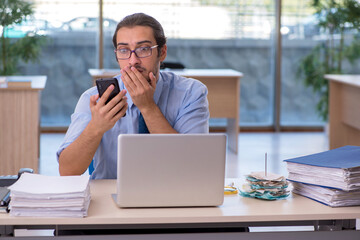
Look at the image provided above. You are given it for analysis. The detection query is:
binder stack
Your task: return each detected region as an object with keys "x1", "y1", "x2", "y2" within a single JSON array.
[
  {"x1": 284, "y1": 145, "x2": 360, "y2": 207},
  {"x1": 8, "y1": 173, "x2": 90, "y2": 217}
]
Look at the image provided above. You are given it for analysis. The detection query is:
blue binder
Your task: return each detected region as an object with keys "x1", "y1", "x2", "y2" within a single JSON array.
[{"x1": 283, "y1": 145, "x2": 360, "y2": 169}]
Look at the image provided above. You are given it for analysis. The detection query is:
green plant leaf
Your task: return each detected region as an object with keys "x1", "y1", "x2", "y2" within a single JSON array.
[
  {"x1": 298, "y1": 0, "x2": 360, "y2": 121},
  {"x1": 0, "y1": 0, "x2": 47, "y2": 75}
]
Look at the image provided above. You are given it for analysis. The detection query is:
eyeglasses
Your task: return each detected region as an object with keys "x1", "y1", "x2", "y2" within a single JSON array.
[{"x1": 115, "y1": 45, "x2": 158, "y2": 60}]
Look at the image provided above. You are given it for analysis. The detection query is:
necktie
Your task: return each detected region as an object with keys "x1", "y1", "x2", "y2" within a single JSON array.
[{"x1": 138, "y1": 112, "x2": 149, "y2": 134}]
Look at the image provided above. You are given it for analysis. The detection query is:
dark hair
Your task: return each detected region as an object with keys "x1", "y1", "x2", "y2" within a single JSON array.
[{"x1": 112, "y1": 13, "x2": 167, "y2": 52}]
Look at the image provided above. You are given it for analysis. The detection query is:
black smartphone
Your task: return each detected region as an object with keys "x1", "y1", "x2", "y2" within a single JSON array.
[{"x1": 96, "y1": 78, "x2": 121, "y2": 104}]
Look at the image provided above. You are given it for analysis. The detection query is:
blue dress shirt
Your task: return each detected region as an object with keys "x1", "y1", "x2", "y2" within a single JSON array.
[{"x1": 57, "y1": 71, "x2": 210, "y2": 179}]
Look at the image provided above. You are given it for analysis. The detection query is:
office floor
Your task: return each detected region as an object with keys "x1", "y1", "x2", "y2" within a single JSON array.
[{"x1": 40, "y1": 131, "x2": 329, "y2": 178}]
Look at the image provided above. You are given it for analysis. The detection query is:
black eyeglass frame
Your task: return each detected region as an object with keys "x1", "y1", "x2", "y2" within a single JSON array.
[{"x1": 114, "y1": 45, "x2": 159, "y2": 60}]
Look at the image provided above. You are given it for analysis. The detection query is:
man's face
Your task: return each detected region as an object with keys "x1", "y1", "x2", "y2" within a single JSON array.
[{"x1": 115, "y1": 26, "x2": 167, "y2": 82}]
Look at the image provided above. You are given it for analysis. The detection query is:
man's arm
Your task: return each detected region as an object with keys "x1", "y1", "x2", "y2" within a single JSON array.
[
  {"x1": 141, "y1": 102, "x2": 177, "y2": 133},
  {"x1": 121, "y1": 66, "x2": 177, "y2": 134},
  {"x1": 172, "y1": 85, "x2": 209, "y2": 133},
  {"x1": 58, "y1": 86, "x2": 128, "y2": 175}
]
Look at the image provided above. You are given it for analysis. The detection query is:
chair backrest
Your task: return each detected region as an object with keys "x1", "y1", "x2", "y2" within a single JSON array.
[{"x1": 160, "y1": 61, "x2": 185, "y2": 69}]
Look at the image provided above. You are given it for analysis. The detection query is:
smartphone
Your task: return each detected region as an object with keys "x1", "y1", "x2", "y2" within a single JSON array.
[{"x1": 96, "y1": 78, "x2": 121, "y2": 104}]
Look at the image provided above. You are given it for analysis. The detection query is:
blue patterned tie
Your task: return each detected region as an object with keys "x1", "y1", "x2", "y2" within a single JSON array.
[{"x1": 138, "y1": 112, "x2": 149, "y2": 134}]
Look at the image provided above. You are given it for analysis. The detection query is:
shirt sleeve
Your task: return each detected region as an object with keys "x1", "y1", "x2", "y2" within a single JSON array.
[
  {"x1": 56, "y1": 89, "x2": 94, "y2": 161},
  {"x1": 173, "y1": 80, "x2": 210, "y2": 133}
]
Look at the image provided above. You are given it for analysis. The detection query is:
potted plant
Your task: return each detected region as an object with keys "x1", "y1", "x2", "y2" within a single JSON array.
[
  {"x1": 0, "y1": 0, "x2": 47, "y2": 75},
  {"x1": 297, "y1": 0, "x2": 360, "y2": 121}
]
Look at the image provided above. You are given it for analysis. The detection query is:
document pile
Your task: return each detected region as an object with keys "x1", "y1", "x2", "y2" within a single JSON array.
[
  {"x1": 291, "y1": 182, "x2": 360, "y2": 207},
  {"x1": 8, "y1": 173, "x2": 90, "y2": 217},
  {"x1": 284, "y1": 145, "x2": 360, "y2": 207},
  {"x1": 239, "y1": 171, "x2": 289, "y2": 200}
]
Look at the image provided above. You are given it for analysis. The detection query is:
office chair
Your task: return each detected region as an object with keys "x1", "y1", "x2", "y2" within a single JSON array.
[
  {"x1": 160, "y1": 61, "x2": 185, "y2": 69},
  {"x1": 0, "y1": 168, "x2": 34, "y2": 187}
]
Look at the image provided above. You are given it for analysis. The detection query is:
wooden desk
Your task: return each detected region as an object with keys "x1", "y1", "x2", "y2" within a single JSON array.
[
  {"x1": 0, "y1": 76, "x2": 46, "y2": 175},
  {"x1": 325, "y1": 74, "x2": 360, "y2": 149},
  {"x1": 1, "y1": 179, "x2": 360, "y2": 238},
  {"x1": 89, "y1": 69, "x2": 243, "y2": 153}
]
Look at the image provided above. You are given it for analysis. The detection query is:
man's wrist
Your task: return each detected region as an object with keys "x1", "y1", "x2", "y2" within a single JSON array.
[
  {"x1": 140, "y1": 102, "x2": 158, "y2": 116},
  {"x1": 86, "y1": 120, "x2": 106, "y2": 137}
]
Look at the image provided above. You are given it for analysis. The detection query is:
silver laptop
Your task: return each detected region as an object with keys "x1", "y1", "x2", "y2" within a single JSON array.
[{"x1": 112, "y1": 134, "x2": 226, "y2": 208}]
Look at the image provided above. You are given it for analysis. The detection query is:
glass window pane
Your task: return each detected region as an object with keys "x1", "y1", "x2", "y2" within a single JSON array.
[
  {"x1": 104, "y1": 0, "x2": 275, "y2": 127},
  {"x1": 280, "y1": 0, "x2": 324, "y2": 127},
  {"x1": 17, "y1": 0, "x2": 98, "y2": 127},
  {"x1": 14, "y1": 0, "x2": 277, "y2": 128}
]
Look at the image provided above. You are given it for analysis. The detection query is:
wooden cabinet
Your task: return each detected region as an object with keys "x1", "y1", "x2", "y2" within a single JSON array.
[
  {"x1": 0, "y1": 76, "x2": 46, "y2": 175},
  {"x1": 89, "y1": 69, "x2": 242, "y2": 153},
  {"x1": 325, "y1": 74, "x2": 360, "y2": 149}
]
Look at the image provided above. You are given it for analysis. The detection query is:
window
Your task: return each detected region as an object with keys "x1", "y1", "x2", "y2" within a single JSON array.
[
  {"x1": 280, "y1": 0, "x2": 324, "y2": 127},
  {"x1": 16, "y1": 0, "x2": 323, "y2": 129}
]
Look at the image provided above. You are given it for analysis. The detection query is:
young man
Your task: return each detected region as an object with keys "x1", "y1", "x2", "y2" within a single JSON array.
[{"x1": 57, "y1": 13, "x2": 209, "y2": 179}]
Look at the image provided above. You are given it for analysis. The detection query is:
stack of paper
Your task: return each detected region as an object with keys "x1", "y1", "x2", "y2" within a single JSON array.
[
  {"x1": 284, "y1": 145, "x2": 360, "y2": 207},
  {"x1": 292, "y1": 182, "x2": 360, "y2": 207},
  {"x1": 239, "y1": 171, "x2": 289, "y2": 200},
  {"x1": 8, "y1": 173, "x2": 90, "y2": 217}
]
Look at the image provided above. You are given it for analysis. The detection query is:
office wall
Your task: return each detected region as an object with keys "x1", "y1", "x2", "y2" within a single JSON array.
[{"x1": 19, "y1": 32, "x2": 355, "y2": 127}]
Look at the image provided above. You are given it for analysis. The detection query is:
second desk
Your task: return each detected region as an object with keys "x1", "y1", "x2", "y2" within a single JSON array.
[{"x1": 89, "y1": 68, "x2": 243, "y2": 153}]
